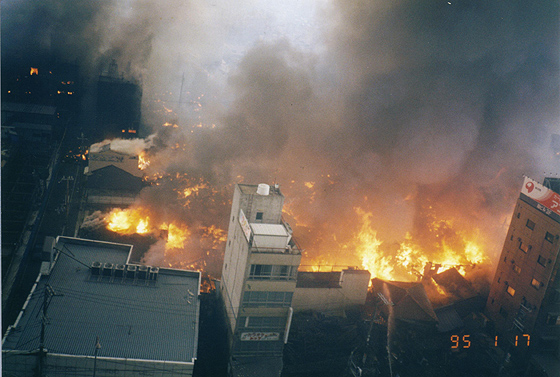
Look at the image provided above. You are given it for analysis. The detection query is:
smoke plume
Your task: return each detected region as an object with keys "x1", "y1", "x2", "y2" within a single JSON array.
[{"x1": 4, "y1": 1, "x2": 559, "y2": 281}]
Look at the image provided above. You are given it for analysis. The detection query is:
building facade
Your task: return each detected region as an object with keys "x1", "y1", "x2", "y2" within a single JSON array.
[
  {"x1": 220, "y1": 183, "x2": 302, "y2": 358},
  {"x1": 486, "y1": 177, "x2": 560, "y2": 355},
  {"x1": 292, "y1": 269, "x2": 371, "y2": 314}
]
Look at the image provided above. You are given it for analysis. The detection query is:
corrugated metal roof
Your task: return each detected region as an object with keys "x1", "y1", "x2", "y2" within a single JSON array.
[
  {"x1": 3, "y1": 237, "x2": 200, "y2": 363},
  {"x1": 250, "y1": 223, "x2": 288, "y2": 237}
]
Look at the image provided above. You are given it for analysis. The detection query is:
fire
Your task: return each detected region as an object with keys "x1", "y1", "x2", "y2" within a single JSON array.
[
  {"x1": 136, "y1": 218, "x2": 149, "y2": 234},
  {"x1": 182, "y1": 183, "x2": 207, "y2": 198},
  {"x1": 355, "y1": 209, "x2": 396, "y2": 280},
  {"x1": 353, "y1": 208, "x2": 489, "y2": 282},
  {"x1": 138, "y1": 151, "x2": 150, "y2": 170},
  {"x1": 30, "y1": 67, "x2": 38, "y2": 75},
  {"x1": 159, "y1": 223, "x2": 190, "y2": 250},
  {"x1": 106, "y1": 208, "x2": 150, "y2": 234}
]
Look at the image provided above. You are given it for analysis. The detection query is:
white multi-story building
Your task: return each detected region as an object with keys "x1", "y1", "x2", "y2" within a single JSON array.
[{"x1": 220, "y1": 183, "x2": 302, "y2": 358}]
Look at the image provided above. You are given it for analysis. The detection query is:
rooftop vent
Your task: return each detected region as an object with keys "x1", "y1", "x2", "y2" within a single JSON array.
[
  {"x1": 256, "y1": 183, "x2": 270, "y2": 196},
  {"x1": 126, "y1": 264, "x2": 137, "y2": 279},
  {"x1": 150, "y1": 266, "x2": 159, "y2": 281},
  {"x1": 114, "y1": 264, "x2": 125, "y2": 278},
  {"x1": 103, "y1": 263, "x2": 114, "y2": 276},
  {"x1": 91, "y1": 261, "x2": 102, "y2": 276},
  {"x1": 137, "y1": 265, "x2": 149, "y2": 280}
]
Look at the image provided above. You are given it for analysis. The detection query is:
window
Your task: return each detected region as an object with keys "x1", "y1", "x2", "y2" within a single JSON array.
[
  {"x1": 512, "y1": 265, "x2": 521, "y2": 275},
  {"x1": 531, "y1": 278, "x2": 541, "y2": 290},
  {"x1": 249, "y1": 264, "x2": 297, "y2": 280},
  {"x1": 255, "y1": 211, "x2": 264, "y2": 221},
  {"x1": 239, "y1": 316, "x2": 285, "y2": 329},
  {"x1": 518, "y1": 241, "x2": 531, "y2": 253},
  {"x1": 507, "y1": 286, "x2": 515, "y2": 297},
  {"x1": 545, "y1": 232, "x2": 555, "y2": 243},
  {"x1": 242, "y1": 291, "x2": 293, "y2": 308},
  {"x1": 526, "y1": 219, "x2": 535, "y2": 230},
  {"x1": 537, "y1": 255, "x2": 547, "y2": 267}
]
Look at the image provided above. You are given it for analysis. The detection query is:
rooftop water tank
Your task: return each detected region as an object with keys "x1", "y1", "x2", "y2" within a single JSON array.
[{"x1": 257, "y1": 183, "x2": 270, "y2": 195}]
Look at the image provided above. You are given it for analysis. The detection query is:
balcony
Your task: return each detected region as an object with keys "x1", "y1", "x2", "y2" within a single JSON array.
[{"x1": 250, "y1": 237, "x2": 301, "y2": 255}]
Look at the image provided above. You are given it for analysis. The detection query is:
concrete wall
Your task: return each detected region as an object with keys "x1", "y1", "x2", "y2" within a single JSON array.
[{"x1": 292, "y1": 270, "x2": 370, "y2": 314}]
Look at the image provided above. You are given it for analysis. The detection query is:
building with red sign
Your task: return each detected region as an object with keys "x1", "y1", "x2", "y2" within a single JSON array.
[{"x1": 486, "y1": 177, "x2": 560, "y2": 358}]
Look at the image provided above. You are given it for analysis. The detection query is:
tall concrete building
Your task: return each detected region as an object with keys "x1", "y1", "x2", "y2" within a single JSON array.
[
  {"x1": 486, "y1": 177, "x2": 560, "y2": 355},
  {"x1": 219, "y1": 183, "x2": 302, "y2": 362}
]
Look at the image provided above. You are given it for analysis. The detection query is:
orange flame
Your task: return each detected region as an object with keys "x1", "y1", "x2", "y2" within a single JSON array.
[
  {"x1": 30, "y1": 67, "x2": 38, "y2": 75},
  {"x1": 106, "y1": 208, "x2": 150, "y2": 234},
  {"x1": 138, "y1": 151, "x2": 150, "y2": 170},
  {"x1": 353, "y1": 208, "x2": 489, "y2": 282}
]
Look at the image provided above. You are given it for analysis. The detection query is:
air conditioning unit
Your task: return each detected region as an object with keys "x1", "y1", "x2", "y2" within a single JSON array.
[
  {"x1": 114, "y1": 264, "x2": 125, "y2": 278},
  {"x1": 103, "y1": 263, "x2": 113, "y2": 276},
  {"x1": 149, "y1": 267, "x2": 160, "y2": 281},
  {"x1": 91, "y1": 261, "x2": 102, "y2": 276},
  {"x1": 126, "y1": 264, "x2": 137, "y2": 279},
  {"x1": 137, "y1": 265, "x2": 149, "y2": 280}
]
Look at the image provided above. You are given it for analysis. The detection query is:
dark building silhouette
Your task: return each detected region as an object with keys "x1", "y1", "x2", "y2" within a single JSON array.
[{"x1": 94, "y1": 61, "x2": 142, "y2": 143}]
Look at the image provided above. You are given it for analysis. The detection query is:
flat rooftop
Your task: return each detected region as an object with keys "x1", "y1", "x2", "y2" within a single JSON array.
[
  {"x1": 2, "y1": 237, "x2": 200, "y2": 363},
  {"x1": 238, "y1": 183, "x2": 283, "y2": 197}
]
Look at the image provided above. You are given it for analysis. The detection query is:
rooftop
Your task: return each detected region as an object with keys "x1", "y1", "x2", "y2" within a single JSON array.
[
  {"x1": 2, "y1": 237, "x2": 200, "y2": 363},
  {"x1": 238, "y1": 183, "x2": 283, "y2": 197},
  {"x1": 86, "y1": 165, "x2": 143, "y2": 192}
]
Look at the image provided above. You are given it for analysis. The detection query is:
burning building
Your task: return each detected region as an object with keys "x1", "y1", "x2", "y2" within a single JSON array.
[
  {"x1": 486, "y1": 177, "x2": 560, "y2": 357},
  {"x1": 219, "y1": 183, "x2": 302, "y2": 375}
]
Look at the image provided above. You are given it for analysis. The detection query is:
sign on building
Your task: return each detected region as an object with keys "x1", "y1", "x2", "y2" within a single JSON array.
[
  {"x1": 240, "y1": 332, "x2": 280, "y2": 341},
  {"x1": 239, "y1": 209, "x2": 252, "y2": 242}
]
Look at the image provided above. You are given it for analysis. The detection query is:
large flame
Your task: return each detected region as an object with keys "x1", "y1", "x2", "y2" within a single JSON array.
[
  {"x1": 353, "y1": 207, "x2": 489, "y2": 282},
  {"x1": 106, "y1": 207, "x2": 149, "y2": 234}
]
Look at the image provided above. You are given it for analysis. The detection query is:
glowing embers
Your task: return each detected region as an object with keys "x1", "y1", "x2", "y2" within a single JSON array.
[
  {"x1": 138, "y1": 151, "x2": 150, "y2": 170},
  {"x1": 354, "y1": 208, "x2": 489, "y2": 282},
  {"x1": 30, "y1": 67, "x2": 39, "y2": 75}
]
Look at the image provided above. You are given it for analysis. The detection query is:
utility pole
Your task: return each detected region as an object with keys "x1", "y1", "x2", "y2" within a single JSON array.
[
  {"x1": 93, "y1": 336, "x2": 101, "y2": 377},
  {"x1": 59, "y1": 175, "x2": 74, "y2": 233},
  {"x1": 37, "y1": 285, "x2": 62, "y2": 377}
]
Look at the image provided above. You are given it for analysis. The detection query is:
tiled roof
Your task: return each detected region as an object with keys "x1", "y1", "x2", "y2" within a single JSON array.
[
  {"x1": 86, "y1": 165, "x2": 143, "y2": 192},
  {"x1": 3, "y1": 237, "x2": 200, "y2": 363}
]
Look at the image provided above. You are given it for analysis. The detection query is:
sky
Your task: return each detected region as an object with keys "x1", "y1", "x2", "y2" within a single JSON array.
[{"x1": 3, "y1": 0, "x2": 559, "y2": 278}]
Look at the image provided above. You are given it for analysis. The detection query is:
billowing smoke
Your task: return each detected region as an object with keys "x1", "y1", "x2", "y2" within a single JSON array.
[{"x1": 5, "y1": 1, "x2": 559, "y2": 283}]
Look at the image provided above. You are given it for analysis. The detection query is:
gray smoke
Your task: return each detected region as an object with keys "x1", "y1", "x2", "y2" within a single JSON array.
[{"x1": 5, "y1": 0, "x2": 559, "y2": 277}]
